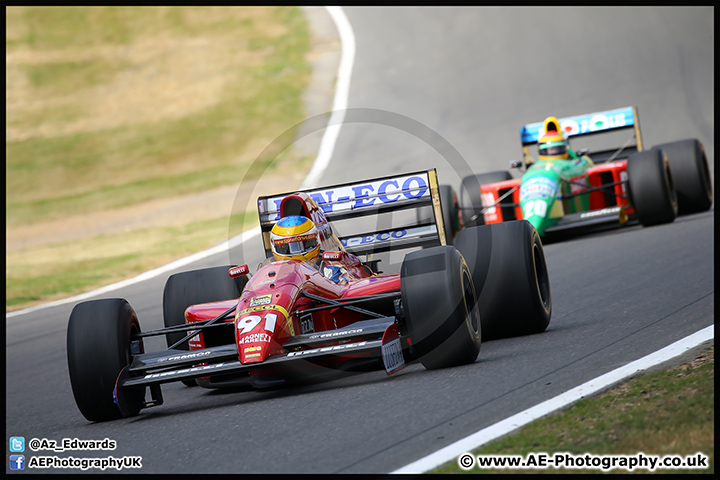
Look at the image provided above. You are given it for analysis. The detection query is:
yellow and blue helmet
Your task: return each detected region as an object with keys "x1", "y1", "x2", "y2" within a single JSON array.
[
  {"x1": 537, "y1": 116, "x2": 570, "y2": 161},
  {"x1": 270, "y1": 215, "x2": 320, "y2": 262}
]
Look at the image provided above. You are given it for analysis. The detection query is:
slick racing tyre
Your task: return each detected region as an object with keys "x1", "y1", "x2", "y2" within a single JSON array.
[
  {"x1": 400, "y1": 245, "x2": 480, "y2": 369},
  {"x1": 163, "y1": 265, "x2": 247, "y2": 386},
  {"x1": 415, "y1": 184, "x2": 462, "y2": 244},
  {"x1": 454, "y1": 220, "x2": 551, "y2": 340},
  {"x1": 626, "y1": 149, "x2": 678, "y2": 226},
  {"x1": 460, "y1": 171, "x2": 513, "y2": 228},
  {"x1": 652, "y1": 139, "x2": 713, "y2": 214},
  {"x1": 67, "y1": 298, "x2": 144, "y2": 422}
]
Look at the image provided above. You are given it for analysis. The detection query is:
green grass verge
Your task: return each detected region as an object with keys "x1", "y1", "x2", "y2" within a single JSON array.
[
  {"x1": 7, "y1": 6, "x2": 312, "y2": 225},
  {"x1": 6, "y1": 212, "x2": 256, "y2": 310},
  {"x1": 432, "y1": 347, "x2": 714, "y2": 474},
  {"x1": 6, "y1": 6, "x2": 314, "y2": 310}
]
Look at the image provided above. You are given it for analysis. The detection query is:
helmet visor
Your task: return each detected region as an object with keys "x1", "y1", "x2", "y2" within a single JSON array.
[
  {"x1": 539, "y1": 141, "x2": 568, "y2": 157},
  {"x1": 273, "y1": 233, "x2": 318, "y2": 257}
]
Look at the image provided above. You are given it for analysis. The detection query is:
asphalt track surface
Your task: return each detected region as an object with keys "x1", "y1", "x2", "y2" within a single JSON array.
[{"x1": 5, "y1": 7, "x2": 714, "y2": 474}]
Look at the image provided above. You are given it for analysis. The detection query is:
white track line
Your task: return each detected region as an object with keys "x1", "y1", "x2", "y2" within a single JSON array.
[
  {"x1": 300, "y1": 6, "x2": 355, "y2": 190},
  {"x1": 6, "y1": 6, "x2": 355, "y2": 320},
  {"x1": 391, "y1": 324, "x2": 715, "y2": 474}
]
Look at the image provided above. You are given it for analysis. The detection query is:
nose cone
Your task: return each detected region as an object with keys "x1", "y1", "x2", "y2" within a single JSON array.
[
  {"x1": 520, "y1": 167, "x2": 561, "y2": 237},
  {"x1": 236, "y1": 284, "x2": 298, "y2": 364}
]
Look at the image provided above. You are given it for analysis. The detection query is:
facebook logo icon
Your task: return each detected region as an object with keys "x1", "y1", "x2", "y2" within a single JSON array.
[{"x1": 10, "y1": 455, "x2": 25, "y2": 470}]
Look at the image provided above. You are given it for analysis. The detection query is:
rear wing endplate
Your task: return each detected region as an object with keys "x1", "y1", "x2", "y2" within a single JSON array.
[
  {"x1": 519, "y1": 106, "x2": 644, "y2": 165},
  {"x1": 257, "y1": 169, "x2": 447, "y2": 257}
]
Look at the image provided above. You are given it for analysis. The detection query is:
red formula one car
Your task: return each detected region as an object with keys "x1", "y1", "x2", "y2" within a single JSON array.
[
  {"x1": 458, "y1": 106, "x2": 713, "y2": 240},
  {"x1": 67, "y1": 169, "x2": 552, "y2": 422}
]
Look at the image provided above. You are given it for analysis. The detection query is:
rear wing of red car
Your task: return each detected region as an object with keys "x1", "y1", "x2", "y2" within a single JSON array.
[
  {"x1": 519, "y1": 106, "x2": 644, "y2": 165},
  {"x1": 257, "y1": 169, "x2": 447, "y2": 257}
]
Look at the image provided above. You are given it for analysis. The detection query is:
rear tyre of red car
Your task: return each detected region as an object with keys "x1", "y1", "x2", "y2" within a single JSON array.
[
  {"x1": 400, "y1": 245, "x2": 481, "y2": 369},
  {"x1": 652, "y1": 138, "x2": 713, "y2": 215},
  {"x1": 626, "y1": 149, "x2": 678, "y2": 226},
  {"x1": 163, "y1": 265, "x2": 246, "y2": 386},
  {"x1": 454, "y1": 220, "x2": 551, "y2": 340},
  {"x1": 67, "y1": 298, "x2": 145, "y2": 422},
  {"x1": 460, "y1": 171, "x2": 513, "y2": 228},
  {"x1": 416, "y1": 184, "x2": 462, "y2": 244}
]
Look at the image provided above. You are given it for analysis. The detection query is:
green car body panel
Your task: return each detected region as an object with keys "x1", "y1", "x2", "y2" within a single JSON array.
[{"x1": 519, "y1": 156, "x2": 594, "y2": 236}]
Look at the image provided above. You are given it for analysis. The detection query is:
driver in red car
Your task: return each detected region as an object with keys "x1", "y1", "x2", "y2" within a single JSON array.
[{"x1": 270, "y1": 215, "x2": 349, "y2": 284}]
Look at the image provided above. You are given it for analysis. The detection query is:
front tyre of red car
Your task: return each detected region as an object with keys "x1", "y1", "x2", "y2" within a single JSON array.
[
  {"x1": 400, "y1": 246, "x2": 481, "y2": 370},
  {"x1": 163, "y1": 265, "x2": 246, "y2": 387},
  {"x1": 67, "y1": 298, "x2": 145, "y2": 422},
  {"x1": 454, "y1": 220, "x2": 551, "y2": 340}
]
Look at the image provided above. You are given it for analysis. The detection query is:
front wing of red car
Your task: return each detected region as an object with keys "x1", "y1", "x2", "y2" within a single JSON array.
[{"x1": 119, "y1": 316, "x2": 401, "y2": 389}]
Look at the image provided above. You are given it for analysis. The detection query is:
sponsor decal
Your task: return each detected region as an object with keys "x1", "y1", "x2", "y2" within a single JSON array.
[
  {"x1": 273, "y1": 233, "x2": 316, "y2": 245},
  {"x1": 520, "y1": 177, "x2": 558, "y2": 202},
  {"x1": 382, "y1": 337, "x2": 404, "y2": 375},
  {"x1": 262, "y1": 173, "x2": 431, "y2": 220},
  {"x1": 287, "y1": 341, "x2": 368, "y2": 357},
  {"x1": 229, "y1": 265, "x2": 249, "y2": 277},
  {"x1": 237, "y1": 304, "x2": 290, "y2": 319},
  {"x1": 307, "y1": 328, "x2": 362, "y2": 340},
  {"x1": 238, "y1": 333, "x2": 272, "y2": 344},
  {"x1": 157, "y1": 350, "x2": 212, "y2": 363},
  {"x1": 143, "y1": 363, "x2": 227, "y2": 379},
  {"x1": 561, "y1": 119, "x2": 580, "y2": 136},
  {"x1": 245, "y1": 353, "x2": 261, "y2": 358},
  {"x1": 481, "y1": 192, "x2": 497, "y2": 214},
  {"x1": 339, "y1": 225, "x2": 436, "y2": 249},
  {"x1": 249, "y1": 295, "x2": 272, "y2": 307},
  {"x1": 244, "y1": 346, "x2": 262, "y2": 353},
  {"x1": 322, "y1": 251, "x2": 341, "y2": 261},
  {"x1": 580, "y1": 206, "x2": 621, "y2": 218},
  {"x1": 481, "y1": 192, "x2": 498, "y2": 222},
  {"x1": 520, "y1": 107, "x2": 635, "y2": 143},
  {"x1": 340, "y1": 229, "x2": 407, "y2": 247},
  {"x1": 381, "y1": 323, "x2": 405, "y2": 375}
]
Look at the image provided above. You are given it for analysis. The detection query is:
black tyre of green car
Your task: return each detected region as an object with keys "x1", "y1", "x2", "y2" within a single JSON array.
[
  {"x1": 163, "y1": 265, "x2": 247, "y2": 386},
  {"x1": 626, "y1": 149, "x2": 678, "y2": 226},
  {"x1": 400, "y1": 245, "x2": 481, "y2": 370},
  {"x1": 67, "y1": 298, "x2": 145, "y2": 422},
  {"x1": 652, "y1": 138, "x2": 713, "y2": 214},
  {"x1": 460, "y1": 171, "x2": 513, "y2": 228},
  {"x1": 454, "y1": 220, "x2": 551, "y2": 340}
]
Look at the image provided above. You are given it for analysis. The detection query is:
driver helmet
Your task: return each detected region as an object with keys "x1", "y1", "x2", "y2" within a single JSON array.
[
  {"x1": 537, "y1": 116, "x2": 569, "y2": 161},
  {"x1": 270, "y1": 215, "x2": 320, "y2": 262}
]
